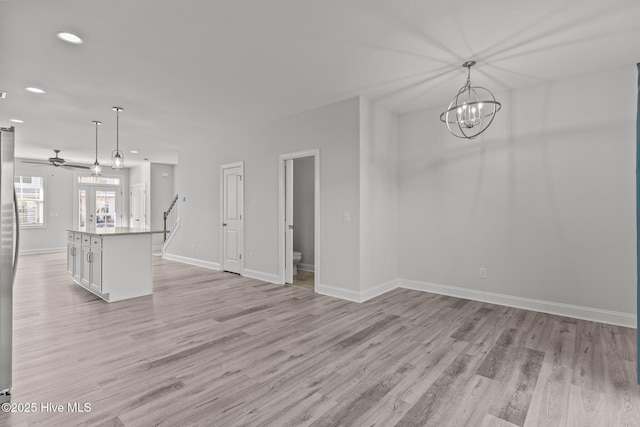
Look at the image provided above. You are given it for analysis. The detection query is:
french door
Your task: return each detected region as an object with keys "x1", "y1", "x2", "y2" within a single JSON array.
[{"x1": 78, "y1": 186, "x2": 122, "y2": 229}]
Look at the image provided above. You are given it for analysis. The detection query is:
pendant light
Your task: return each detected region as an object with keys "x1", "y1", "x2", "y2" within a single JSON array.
[
  {"x1": 90, "y1": 120, "x2": 102, "y2": 176},
  {"x1": 111, "y1": 106, "x2": 124, "y2": 169},
  {"x1": 439, "y1": 61, "x2": 501, "y2": 139}
]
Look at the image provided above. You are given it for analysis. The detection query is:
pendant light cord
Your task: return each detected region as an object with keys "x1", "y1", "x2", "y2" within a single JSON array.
[
  {"x1": 116, "y1": 109, "x2": 119, "y2": 152},
  {"x1": 95, "y1": 122, "x2": 99, "y2": 160}
]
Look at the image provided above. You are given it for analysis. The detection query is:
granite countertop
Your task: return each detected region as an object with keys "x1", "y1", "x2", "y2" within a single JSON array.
[{"x1": 66, "y1": 227, "x2": 165, "y2": 237}]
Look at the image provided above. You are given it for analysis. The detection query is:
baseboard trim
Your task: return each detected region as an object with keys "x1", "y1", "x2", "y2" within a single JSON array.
[
  {"x1": 398, "y1": 279, "x2": 636, "y2": 329},
  {"x1": 360, "y1": 279, "x2": 398, "y2": 302},
  {"x1": 243, "y1": 269, "x2": 280, "y2": 284},
  {"x1": 298, "y1": 263, "x2": 315, "y2": 272},
  {"x1": 20, "y1": 247, "x2": 66, "y2": 255},
  {"x1": 316, "y1": 283, "x2": 362, "y2": 303},
  {"x1": 162, "y1": 253, "x2": 220, "y2": 271}
]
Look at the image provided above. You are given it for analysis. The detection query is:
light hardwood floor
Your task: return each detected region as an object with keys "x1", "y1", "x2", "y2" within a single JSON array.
[{"x1": 1, "y1": 252, "x2": 639, "y2": 426}]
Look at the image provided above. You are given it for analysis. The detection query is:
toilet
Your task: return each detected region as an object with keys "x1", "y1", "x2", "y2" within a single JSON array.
[{"x1": 293, "y1": 251, "x2": 302, "y2": 275}]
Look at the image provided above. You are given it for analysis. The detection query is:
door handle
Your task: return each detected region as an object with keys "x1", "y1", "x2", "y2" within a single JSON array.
[
  {"x1": 222, "y1": 223, "x2": 227, "y2": 227},
  {"x1": 288, "y1": 225, "x2": 294, "y2": 230}
]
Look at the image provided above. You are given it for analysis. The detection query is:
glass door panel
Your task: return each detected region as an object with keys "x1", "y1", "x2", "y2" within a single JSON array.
[
  {"x1": 94, "y1": 189, "x2": 117, "y2": 228},
  {"x1": 78, "y1": 189, "x2": 86, "y2": 228}
]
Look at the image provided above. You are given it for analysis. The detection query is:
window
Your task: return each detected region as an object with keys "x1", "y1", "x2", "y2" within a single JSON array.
[
  {"x1": 14, "y1": 176, "x2": 45, "y2": 226},
  {"x1": 78, "y1": 176, "x2": 120, "y2": 185}
]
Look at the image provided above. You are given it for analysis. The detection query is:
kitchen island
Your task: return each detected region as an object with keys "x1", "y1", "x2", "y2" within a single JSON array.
[{"x1": 66, "y1": 227, "x2": 163, "y2": 302}]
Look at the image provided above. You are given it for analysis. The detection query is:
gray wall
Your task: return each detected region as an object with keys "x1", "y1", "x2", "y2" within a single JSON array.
[
  {"x1": 14, "y1": 162, "x2": 74, "y2": 253},
  {"x1": 397, "y1": 64, "x2": 636, "y2": 314},
  {"x1": 169, "y1": 96, "x2": 361, "y2": 292},
  {"x1": 292, "y1": 157, "x2": 314, "y2": 271},
  {"x1": 359, "y1": 98, "x2": 398, "y2": 296}
]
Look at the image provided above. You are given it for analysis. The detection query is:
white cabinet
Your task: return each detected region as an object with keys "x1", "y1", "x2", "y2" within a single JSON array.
[
  {"x1": 66, "y1": 232, "x2": 74, "y2": 274},
  {"x1": 73, "y1": 239, "x2": 82, "y2": 284},
  {"x1": 78, "y1": 235, "x2": 102, "y2": 292},
  {"x1": 67, "y1": 232, "x2": 83, "y2": 283},
  {"x1": 89, "y1": 236, "x2": 102, "y2": 293},
  {"x1": 81, "y1": 245, "x2": 91, "y2": 287},
  {"x1": 66, "y1": 228, "x2": 153, "y2": 302}
]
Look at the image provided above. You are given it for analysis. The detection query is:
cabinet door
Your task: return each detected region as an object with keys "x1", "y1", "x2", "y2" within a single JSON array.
[
  {"x1": 81, "y1": 245, "x2": 91, "y2": 287},
  {"x1": 67, "y1": 243, "x2": 74, "y2": 274},
  {"x1": 73, "y1": 244, "x2": 82, "y2": 283},
  {"x1": 89, "y1": 250, "x2": 102, "y2": 293}
]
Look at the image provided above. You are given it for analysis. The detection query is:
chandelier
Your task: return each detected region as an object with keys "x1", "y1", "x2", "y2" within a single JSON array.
[{"x1": 440, "y1": 61, "x2": 501, "y2": 139}]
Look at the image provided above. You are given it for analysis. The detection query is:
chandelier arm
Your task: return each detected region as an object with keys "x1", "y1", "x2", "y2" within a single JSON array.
[{"x1": 439, "y1": 61, "x2": 501, "y2": 139}]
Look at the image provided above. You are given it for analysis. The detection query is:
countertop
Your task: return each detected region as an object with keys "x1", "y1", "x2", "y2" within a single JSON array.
[{"x1": 66, "y1": 227, "x2": 165, "y2": 237}]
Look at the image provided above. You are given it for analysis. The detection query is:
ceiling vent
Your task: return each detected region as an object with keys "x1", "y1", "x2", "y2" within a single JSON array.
[{"x1": 0, "y1": 92, "x2": 6, "y2": 99}]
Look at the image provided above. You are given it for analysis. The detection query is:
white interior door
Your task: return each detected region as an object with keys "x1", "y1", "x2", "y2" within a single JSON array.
[
  {"x1": 130, "y1": 184, "x2": 146, "y2": 229},
  {"x1": 221, "y1": 164, "x2": 243, "y2": 274},
  {"x1": 285, "y1": 159, "x2": 293, "y2": 284}
]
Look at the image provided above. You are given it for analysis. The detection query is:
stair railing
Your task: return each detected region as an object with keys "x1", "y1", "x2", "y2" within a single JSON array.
[{"x1": 163, "y1": 193, "x2": 179, "y2": 242}]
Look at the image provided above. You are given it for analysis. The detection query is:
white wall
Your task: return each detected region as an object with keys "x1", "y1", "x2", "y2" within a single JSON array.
[
  {"x1": 359, "y1": 98, "x2": 398, "y2": 297},
  {"x1": 292, "y1": 156, "x2": 314, "y2": 271},
  {"x1": 14, "y1": 162, "x2": 73, "y2": 253},
  {"x1": 397, "y1": 65, "x2": 637, "y2": 316},
  {"x1": 170, "y1": 97, "x2": 361, "y2": 293}
]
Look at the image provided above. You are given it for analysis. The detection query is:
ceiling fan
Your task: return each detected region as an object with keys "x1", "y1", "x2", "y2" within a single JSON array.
[{"x1": 22, "y1": 149, "x2": 89, "y2": 169}]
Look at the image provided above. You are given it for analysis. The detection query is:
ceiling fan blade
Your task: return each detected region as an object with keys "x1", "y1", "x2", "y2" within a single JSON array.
[
  {"x1": 62, "y1": 164, "x2": 91, "y2": 169},
  {"x1": 21, "y1": 160, "x2": 50, "y2": 165}
]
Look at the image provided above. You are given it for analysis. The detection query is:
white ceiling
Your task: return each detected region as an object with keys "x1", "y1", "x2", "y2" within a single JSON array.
[{"x1": 1, "y1": 0, "x2": 639, "y2": 166}]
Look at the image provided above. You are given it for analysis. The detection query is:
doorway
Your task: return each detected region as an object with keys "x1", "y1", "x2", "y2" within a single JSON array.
[
  {"x1": 220, "y1": 162, "x2": 244, "y2": 274},
  {"x1": 279, "y1": 150, "x2": 320, "y2": 291},
  {"x1": 130, "y1": 183, "x2": 146, "y2": 229},
  {"x1": 78, "y1": 187, "x2": 121, "y2": 229}
]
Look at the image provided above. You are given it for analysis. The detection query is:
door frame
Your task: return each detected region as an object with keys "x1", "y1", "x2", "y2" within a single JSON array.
[
  {"x1": 278, "y1": 149, "x2": 320, "y2": 288},
  {"x1": 129, "y1": 183, "x2": 147, "y2": 229},
  {"x1": 73, "y1": 172, "x2": 125, "y2": 228},
  {"x1": 220, "y1": 161, "x2": 244, "y2": 274}
]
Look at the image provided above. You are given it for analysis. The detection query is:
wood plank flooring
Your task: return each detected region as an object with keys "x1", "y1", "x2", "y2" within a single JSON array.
[{"x1": 0, "y1": 252, "x2": 638, "y2": 426}]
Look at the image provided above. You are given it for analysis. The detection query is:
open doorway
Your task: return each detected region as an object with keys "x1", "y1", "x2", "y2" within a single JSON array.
[{"x1": 279, "y1": 150, "x2": 319, "y2": 291}]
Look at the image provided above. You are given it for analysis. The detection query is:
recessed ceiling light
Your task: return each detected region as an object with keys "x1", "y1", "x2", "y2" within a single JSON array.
[
  {"x1": 9, "y1": 119, "x2": 24, "y2": 123},
  {"x1": 25, "y1": 87, "x2": 45, "y2": 94},
  {"x1": 130, "y1": 150, "x2": 139, "y2": 154},
  {"x1": 57, "y1": 32, "x2": 83, "y2": 44}
]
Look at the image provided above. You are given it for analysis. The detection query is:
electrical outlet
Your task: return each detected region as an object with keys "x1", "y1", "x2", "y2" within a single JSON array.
[
  {"x1": 249, "y1": 252, "x2": 254, "y2": 260},
  {"x1": 191, "y1": 244, "x2": 195, "y2": 252},
  {"x1": 479, "y1": 268, "x2": 487, "y2": 279},
  {"x1": 343, "y1": 212, "x2": 351, "y2": 222}
]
